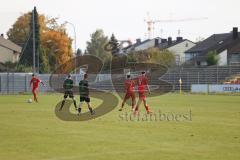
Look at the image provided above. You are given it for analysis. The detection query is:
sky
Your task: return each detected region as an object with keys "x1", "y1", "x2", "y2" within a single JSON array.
[{"x1": 0, "y1": 0, "x2": 240, "y2": 50}]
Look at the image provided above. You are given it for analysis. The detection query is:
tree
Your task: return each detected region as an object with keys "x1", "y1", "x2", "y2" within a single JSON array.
[
  {"x1": 17, "y1": 7, "x2": 47, "y2": 73},
  {"x1": 86, "y1": 29, "x2": 111, "y2": 70},
  {"x1": 76, "y1": 48, "x2": 83, "y2": 56},
  {"x1": 7, "y1": 12, "x2": 38, "y2": 46},
  {"x1": 42, "y1": 30, "x2": 73, "y2": 71},
  {"x1": 206, "y1": 50, "x2": 219, "y2": 66},
  {"x1": 7, "y1": 8, "x2": 73, "y2": 73},
  {"x1": 108, "y1": 34, "x2": 119, "y2": 55},
  {"x1": 86, "y1": 29, "x2": 110, "y2": 60}
]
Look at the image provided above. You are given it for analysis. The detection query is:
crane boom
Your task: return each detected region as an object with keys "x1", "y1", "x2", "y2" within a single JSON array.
[{"x1": 145, "y1": 15, "x2": 208, "y2": 39}]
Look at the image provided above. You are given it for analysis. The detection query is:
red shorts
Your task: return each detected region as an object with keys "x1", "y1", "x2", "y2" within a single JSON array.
[
  {"x1": 138, "y1": 92, "x2": 146, "y2": 100},
  {"x1": 32, "y1": 87, "x2": 38, "y2": 92},
  {"x1": 124, "y1": 92, "x2": 135, "y2": 101}
]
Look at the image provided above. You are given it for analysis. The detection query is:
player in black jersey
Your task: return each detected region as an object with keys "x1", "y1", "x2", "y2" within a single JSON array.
[{"x1": 78, "y1": 73, "x2": 95, "y2": 115}]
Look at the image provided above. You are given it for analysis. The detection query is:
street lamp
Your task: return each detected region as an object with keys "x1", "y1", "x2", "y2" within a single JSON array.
[{"x1": 65, "y1": 21, "x2": 77, "y2": 74}]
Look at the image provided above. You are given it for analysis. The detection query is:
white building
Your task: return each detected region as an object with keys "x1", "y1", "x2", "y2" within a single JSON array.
[
  {"x1": 124, "y1": 37, "x2": 196, "y2": 65},
  {"x1": 159, "y1": 37, "x2": 196, "y2": 65}
]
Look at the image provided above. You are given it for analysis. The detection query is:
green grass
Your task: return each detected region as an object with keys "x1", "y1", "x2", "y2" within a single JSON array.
[{"x1": 0, "y1": 93, "x2": 239, "y2": 160}]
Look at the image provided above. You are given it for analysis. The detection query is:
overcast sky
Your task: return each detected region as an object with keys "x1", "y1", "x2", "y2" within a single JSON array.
[{"x1": 0, "y1": 0, "x2": 240, "y2": 50}]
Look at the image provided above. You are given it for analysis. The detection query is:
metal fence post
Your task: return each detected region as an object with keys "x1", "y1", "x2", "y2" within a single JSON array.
[
  {"x1": 0, "y1": 75, "x2": 1, "y2": 93},
  {"x1": 205, "y1": 69, "x2": 207, "y2": 84},
  {"x1": 168, "y1": 72, "x2": 170, "y2": 82},
  {"x1": 25, "y1": 74, "x2": 28, "y2": 92},
  {"x1": 198, "y1": 72, "x2": 200, "y2": 84},
  {"x1": 12, "y1": 73, "x2": 14, "y2": 94},
  {"x1": 228, "y1": 65, "x2": 231, "y2": 76},
  {"x1": 7, "y1": 72, "x2": 9, "y2": 94},
  {"x1": 174, "y1": 72, "x2": 176, "y2": 91}
]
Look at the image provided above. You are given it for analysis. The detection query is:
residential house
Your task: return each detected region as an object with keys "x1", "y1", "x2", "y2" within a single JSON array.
[
  {"x1": 123, "y1": 37, "x2": 195, "y2": 65},
  {"x1": 0, "y1": 34, "x2": 22, "y2": 63},
  {"x1": 185, "y1": 27, "x2": 240, "y2": 66},
  {"x1": 157, "y1": 37, "x2": 196, "y2": 65},
  {"x1": 124, "y1": 38, "x2": 162, "y2": 53}
]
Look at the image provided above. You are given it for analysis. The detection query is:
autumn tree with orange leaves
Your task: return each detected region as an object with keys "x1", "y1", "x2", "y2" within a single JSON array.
[
  {"x1": 42, "y1": 30, "x2": 73, "y2": 71},
  {"x1": 7, "y1": 10, "x2": 73, "y2": 72}
]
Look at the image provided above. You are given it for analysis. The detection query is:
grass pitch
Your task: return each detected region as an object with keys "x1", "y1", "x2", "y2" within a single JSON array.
[{"x1": 0, "y1": 93, "x2": 239, "y2": 160}]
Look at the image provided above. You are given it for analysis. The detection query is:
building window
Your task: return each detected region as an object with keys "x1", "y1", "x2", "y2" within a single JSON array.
[
  {"x1": 230, "y1": 53, "x2": 240, "y2": 64},
  {"x1": 185, "y1": 53, "x2": 193, "y2": 61},
  {"x1": 185, "y1": 43, "x2": 189, "y2": 47}
]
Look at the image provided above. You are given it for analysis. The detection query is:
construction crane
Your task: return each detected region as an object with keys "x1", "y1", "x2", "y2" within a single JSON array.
[{"x1": 144, "y1": 14, "x2": 208, "y2": 39}]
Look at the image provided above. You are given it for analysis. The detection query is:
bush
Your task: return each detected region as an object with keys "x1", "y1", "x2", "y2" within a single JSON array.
[
  {"x1": 16, "y1": 64, "x2": 33, "y2": 72},
  {"x1": 206, "y1": 50, "x2": 219, "y2": 66}
]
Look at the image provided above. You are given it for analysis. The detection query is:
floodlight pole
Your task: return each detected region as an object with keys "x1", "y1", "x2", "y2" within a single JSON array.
[{"x1": 32, "y1": 8, "x2": 36, "y2": 74}]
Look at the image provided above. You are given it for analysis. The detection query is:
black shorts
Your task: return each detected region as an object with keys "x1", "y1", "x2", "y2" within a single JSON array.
[
  {"x1": 80, "y1": 96, "x2": 90, "y2": 103},
  {"x1": 64, "y1": 90, "x2": 74, "y2": 98}
]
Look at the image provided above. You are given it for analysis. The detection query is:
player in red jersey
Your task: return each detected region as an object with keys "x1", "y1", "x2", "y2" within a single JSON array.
[
  {"x1": 134, "y1": 71, "x2": 151, "y2": 114},
  {"x1": 119, "y1": 74, "x2": 136, "y2": 111},
  {"x1": 30, "y1": 74, "x2": 44, "y2": 102}
]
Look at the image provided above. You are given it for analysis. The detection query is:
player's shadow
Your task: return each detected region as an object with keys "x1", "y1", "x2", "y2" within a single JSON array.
[{"x1": 55, "y1": 90, "x2": 118, "y2": 121}]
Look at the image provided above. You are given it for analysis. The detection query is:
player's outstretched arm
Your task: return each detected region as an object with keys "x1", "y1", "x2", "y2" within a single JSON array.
[
  {"x1": 30, "y1": 79, "x2": 33, "y2": 87},
  {"x1": 40, "y1": 80, "x2": 46, "y2": 87}
]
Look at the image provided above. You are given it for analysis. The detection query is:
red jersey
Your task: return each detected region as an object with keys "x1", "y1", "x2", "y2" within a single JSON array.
[
  {"x1": 30, "y1": 77, "x2": 41, "y2": 89},
  {"x1": 137, "y1": 75, "x2": 148, "y2": 93},
  {"x1": 125, "y1": 79, "x2": 134, "y2": 93}
]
